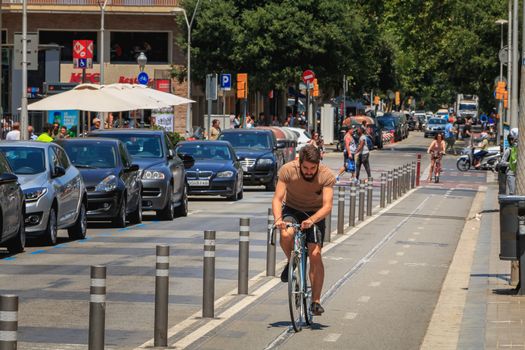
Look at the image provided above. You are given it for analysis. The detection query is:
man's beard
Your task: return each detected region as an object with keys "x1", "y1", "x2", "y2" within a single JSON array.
[{"x1": 300, "y1": 168, "x2": 318, "y2": 182}]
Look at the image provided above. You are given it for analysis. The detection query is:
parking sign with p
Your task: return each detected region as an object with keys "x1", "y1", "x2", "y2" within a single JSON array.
[{"x1": 220, "y1": 74, "x2": 232, "y2": 91}]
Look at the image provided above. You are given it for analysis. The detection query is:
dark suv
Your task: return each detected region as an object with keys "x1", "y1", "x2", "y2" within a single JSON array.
[{"x1": 218, "y1": 129, "x2": 284, "y2": 191}]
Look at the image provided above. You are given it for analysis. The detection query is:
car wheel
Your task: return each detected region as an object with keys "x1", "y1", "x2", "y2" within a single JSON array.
[
  {"x1": 112, "y1": 196, "x2": 127, "y2": 228},
  {"x1": 265, "y1": 172, "x2": 277, "y2": 191},
  {"x1": 175, "y1": 185, "x2": 188, "y2": 217},
  {"x1": 68, "y1": 201, "x2": 87, "y2": 240},
  {"x1": 227, "y1": 181, "x2": 238, "y2": 201},
  {"x1": 237, "y1": 181, "x2": 244, "y2": 200},
  {"x1": 129, "y1": 195, "x2": 142, "y2": 225},
  {"x1": 158, "y1": 185, "x2": 175, "y2": 220},
  {"x1": 45, "y1": 207, "x2": 58, "y2": 246},
  {"x1": 7, "y1": 210, "x2": 25, "y2": 254}
]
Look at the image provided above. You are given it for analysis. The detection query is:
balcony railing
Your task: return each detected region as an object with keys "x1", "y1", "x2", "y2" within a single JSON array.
[{"x1": 4, "y1": 0, "x2": 179, "y2": 6}]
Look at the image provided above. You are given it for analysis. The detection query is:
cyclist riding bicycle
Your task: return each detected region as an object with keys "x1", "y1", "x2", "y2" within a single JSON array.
[
  {"x1": 427, "y1": 132, "x2": 445, "y2": 182},
  {"x1": 272, "y1": 144, "x2": 336, "y2": 316}
]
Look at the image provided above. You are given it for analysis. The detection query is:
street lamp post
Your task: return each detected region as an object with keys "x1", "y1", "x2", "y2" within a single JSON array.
[
  {"x1": 511, "y1": 0, "x2": 519, "y2": 128},
  {"x1": 137, "y1": 52, "x2": 147, "y2": 127},
  {"x1": 496, "y1": 19, "x2": 508, "y2": 146},
  {"x1": 173, "y1": 0, "x2": 203, "y2": 137},
  {"x1": 21, "y1": 0, "x2": 28, "y2": 140}
]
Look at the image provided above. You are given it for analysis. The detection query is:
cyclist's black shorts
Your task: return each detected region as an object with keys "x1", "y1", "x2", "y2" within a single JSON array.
[{"x1": 282, "y1": 205, "x2": 325, "y2": 247}]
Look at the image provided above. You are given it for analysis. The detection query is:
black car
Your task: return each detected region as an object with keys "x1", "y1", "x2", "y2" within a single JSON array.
[
  {"x1": 218, "y1": 129, "x2": 284, "y2": 191},
  {"x1": 56, "y1": 138, "x2": 142, "y2": 227},
  {"x1": 0, "y1": 151, "x2": 25, "y2": 254},
  {"x1": 377, "y1": 115, "x2": 403, "y2": 142},
  {"x1": 176, "y1": 141, "x2": 243, "y2": 200},
  {"x1": 89, "y1": 129, "x2": 193, "y2": 220}
]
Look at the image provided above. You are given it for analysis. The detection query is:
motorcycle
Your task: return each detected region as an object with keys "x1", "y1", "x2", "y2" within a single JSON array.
[{"x1": 456, "y1": 145, "x2": 501, "y2": 172}]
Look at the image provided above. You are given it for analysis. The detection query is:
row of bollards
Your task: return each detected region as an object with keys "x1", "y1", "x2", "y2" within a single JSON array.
[{"x1": 1, "y1": 156, "x2": 424, "y2": 349}]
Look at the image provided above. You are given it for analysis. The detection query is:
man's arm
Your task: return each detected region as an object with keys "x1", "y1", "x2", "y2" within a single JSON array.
[
  {"x1": 301, "y1": 186, "x2": 334, "y2": 230},
  {"x1": 272, "y1": 179, "x2": 287, "y2": 229}
]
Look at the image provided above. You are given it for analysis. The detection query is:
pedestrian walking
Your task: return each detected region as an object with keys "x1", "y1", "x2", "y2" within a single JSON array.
[
  {"x1": 5, "y1": 122, "x2": 21, "y2": 140},
  {"x1": 355, "y1": 126, "x2": 371, "y2": 180},
  {"x1": 37, "y1": 123, "x2": 54, "y2": 142},
  {"x1": 336, "y1": 127, "x2": 357, "y2": 182},
  {"x1": 500, "y1": 128, "x2": 519, "y2": 195},
  {"x1": 444, "y1": 117, "x2": 457, "y2": 155},
  {"x1": 245, "y1": 115, "x2": 255, "y2": 128},
  {"x1": 308, "y1": 132, "x2": 325, "y2": 159},
  {"x1": 209, "y1": 119, "x2": 221, "y2": 140},
  {"x1": 27, "y1": 125, "x2": 37, "y2": 140}
]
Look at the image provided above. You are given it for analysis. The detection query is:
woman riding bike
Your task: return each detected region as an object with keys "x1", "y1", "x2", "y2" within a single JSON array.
[{"x1": 427, "y1": 132, "x2": 445, "y2": 182}]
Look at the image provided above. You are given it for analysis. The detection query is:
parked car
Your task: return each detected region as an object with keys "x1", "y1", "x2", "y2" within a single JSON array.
[
  {"x1": 218, "y1": 129, "x2": 284, "y2": 191},
  {"x1": 424, "y1": 118, "x2": 447, "y2": 138},
  {"x1": 282, "y1": 127, "x2": 311, "y2": 152},
  {"x1": 0, "y1": 152, "x2": 25, "y2": 254},
  {"x1": 89, "y1": 129, "x2": 193, "y2": 220},
  {"x1": 55, "y1": 138, "x2": 142, "y2": 227},
  {"x1": 351, "y1": 116, "x2": 383, "y2": 149},
  {"x1": 176, "y1": 141, "x2": 243, "y2": 200},
  {"x1": 257, "y1": 126, "x2": 297, "y2": 163},
  {"x1": 0, "y1": 142, "x2": 87, "y2": 245},
  {"x1": 377, "y1": 114, "x2": 403, "y2": 142},
  {"x1": 399, "y1": 112, "x2": 410, "y2": 139}
]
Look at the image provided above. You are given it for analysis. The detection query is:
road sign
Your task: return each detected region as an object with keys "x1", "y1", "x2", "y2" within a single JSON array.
[
  {"x1": 302, "y1": 70, "x2": 315, "y2": 84},
  {"x1": 137, "y1": 72, "x2": 149, "y2": 85},
  {"x1": 74, "y1": 57, "x2": 93, "y2": 69},
  {"x1": 206, "y1": 74, "x2": 218, "y2": 100},
  {"x1": 220, "y1": 74, "x2": 232, "y2": 91},
  {"x1": 14, "y1": 32, "x2": 38, "y2": 71},
  {"x1": 79, "y1": 58, "x2": 87, "y2": 68},
  {"x1": 73, "y1": 40, "x2": 94, "y2": 59}
]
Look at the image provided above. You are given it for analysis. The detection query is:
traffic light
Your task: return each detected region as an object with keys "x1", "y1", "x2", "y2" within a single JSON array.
[
  {"x1": 312, "y1": 79, "x2": 319, "y2": 97},
  {"x1": 496, "y1": 81, "x2": 506, "y2": 100},
  {"x1": 237, "y1": 73, "x2": 248, "y2": 99},
  {"x1": 395, "y1": 91, "x2": 401, "y2": 106},
  {"x1": 504, "y1": 90, "x2": 509, "y2": 109},
  {"x1": 374, "y1": 95, "x2": 380, "y2": 105}
]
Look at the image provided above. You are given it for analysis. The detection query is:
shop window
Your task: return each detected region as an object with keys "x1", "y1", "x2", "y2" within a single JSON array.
[
  {"x1": 110, "y1": 32, "x2": 168, "y2": 63},
  {"x1": 39, "y1": 31, "x2": 98, "y2": 62}
]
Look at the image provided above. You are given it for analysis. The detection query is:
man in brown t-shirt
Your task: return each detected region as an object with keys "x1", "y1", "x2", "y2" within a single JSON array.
[{"x1": 272, "y1": 144, "x2": 336, "y2": 315}]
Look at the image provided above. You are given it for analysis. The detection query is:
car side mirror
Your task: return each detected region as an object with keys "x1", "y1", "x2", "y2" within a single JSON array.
[
  {"x1": 182, "y1": 154, "x2": 195, "y2": 169},
  {"x1": 276, "y1": 141, "x2": 286, "y2": 149},
  {"x1": 0, "y1": 173, "x2": 18, "y2": 184},
  {"x1": 167, "y1": 149, "x2": 174, "y2": 159},
  {"x1": 126, "y1": 164, "x2": 140, "y2": 172},
  {"x1": 53, "y1": 166, "x2": 66, "y2": 178}
]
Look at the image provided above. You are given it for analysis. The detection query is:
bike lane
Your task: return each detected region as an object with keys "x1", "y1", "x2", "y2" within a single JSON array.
[{"x1": 170, "y1": 158, "x2": 485, "y2": 350}]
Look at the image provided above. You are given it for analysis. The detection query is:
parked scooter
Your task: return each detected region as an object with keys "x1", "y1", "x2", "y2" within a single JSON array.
[{"x1": 456, "y1": 145, "x2": 501, "y2": 172}]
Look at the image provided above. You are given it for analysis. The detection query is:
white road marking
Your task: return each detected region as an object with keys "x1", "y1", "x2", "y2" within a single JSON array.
[
  {"x1": 403, "y1": 244, "x2": 410, "y2": 248},
  {"x1": 369, "y1": 281, "x2": 381, "y2": 287},
  {"x1": 187, "y1": 210, "x2": 203, "y2": 216},
  {"x1": 417, "y1": 226, "x2": 424, "y2": 229},
  {"x1": 324, "y1": 333, "x2": 342, "y2": 342},
  {"x1": 388, "y1": 260, "x2": 398, "y2": 265},
  {"x1": 408, "y1": 238, "x2": 416, "y2": 242},
  {"x1": 344, "y1": 312, "x2": 358, "y2": 320},
  {"x1": 413, "y1": 232, "x2": 421, "y2": 235},
  {"x1": 379, "y1": 270, "x2": 390, "y2": 275},
  {"x1": 396, "y1": 251, "x2": 405, "y2": 256},
  {"x1": 358, "y1": 296, "x2": 370, "y2": 303},
  {"x1": 404, "y1": 262, "x2": 428, "y2": 267}
]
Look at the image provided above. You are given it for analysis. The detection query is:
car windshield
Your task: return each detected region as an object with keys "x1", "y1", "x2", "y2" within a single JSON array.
[
  {"x1": 0, "y1": 147, "x2": 46, "y2": 175},
  {"x1": 97, "y1": 134, "x2": 163, "y2": 158},
  {"x1": 459, "y1": 104, "x2": 477, "y2": 111},
  {"x1": 62, "y1": 142, "x2": 117, "y2": 168},
  {"x1": 429, "y1": 119, "x2": 447, "y2": 125},
  {"x1": 219, "y1": 132, "x2": 271, "y2": 149},
  {"x1": 378, "y1": 118, "x2": 397, "y2": 129},
  {"x1": 177, "y1": 144, "x2": 232, "y2": 160}
]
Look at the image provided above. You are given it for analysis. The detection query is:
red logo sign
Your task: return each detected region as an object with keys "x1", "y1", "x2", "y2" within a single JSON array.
[
  {"x1": 73, "y1": 40, "x2": 94, "y2": 59},
  {"x1": 155, "y1": 79, "x2": 171, "y2": 93},
  {"x1": 302, "y1": 70, "x2": 315, "y2": 84}
]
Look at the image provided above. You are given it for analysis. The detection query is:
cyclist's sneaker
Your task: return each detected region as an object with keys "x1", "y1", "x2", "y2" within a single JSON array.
[
  {"x1": 311, "y1": 302, "x2": 325, "y2": 316},
  {"x1": 280, "y1": 262, "x2": 289, "y2": 282}
]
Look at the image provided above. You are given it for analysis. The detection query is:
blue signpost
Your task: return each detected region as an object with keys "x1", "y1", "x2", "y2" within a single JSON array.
[
  {"x1": 137, "y1": 72, "x2": 149, "y2": 85},
  {"x1": 220, "y1": 73, "x2": 231, "y2": 91}
]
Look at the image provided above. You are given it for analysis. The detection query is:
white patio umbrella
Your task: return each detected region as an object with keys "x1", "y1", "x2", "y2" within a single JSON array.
[
  {"x1": 102, "y1": 84, "x2": 169, "y2": 109},
  {"x1": 28, "y1": 84, "x2": 143, "y2": 112},
  {"x1": 129, "y1": 84, "x2": 195, "y2": 106}
]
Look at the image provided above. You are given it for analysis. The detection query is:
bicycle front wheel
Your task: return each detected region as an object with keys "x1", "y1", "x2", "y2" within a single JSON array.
[{"x1": 288, "y1": 254, "x2": 303, "y2": 332}]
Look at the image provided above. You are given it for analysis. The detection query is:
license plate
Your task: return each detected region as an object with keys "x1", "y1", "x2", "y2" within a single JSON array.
[{"x1": 188, "y1": 180, "x2": 209, "y2": 186}]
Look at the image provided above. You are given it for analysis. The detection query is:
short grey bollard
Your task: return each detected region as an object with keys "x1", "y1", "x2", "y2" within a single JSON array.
[
  {"x1": 397, "y1": 167, "x2": 402, "y2": 198},
  {"x1": 380, "y1": 173, "x2": 386, "y2": 208},
  {"x1": 154, "y1": 245, "x2": 169, "y2": 347},
  {"x1": 393, "y1": 169, "x2": 398, "y2": 201},
  {"x1": 0, "y1": 295, "x2": 18, "y2": 350},
  {"x1": 89, "y1": 265, "x2": 106, "y2": 350},
  {"x1": 238, "y1": 218, "x2": 250, "y2": 295},
  {"x1": 324, "y1": 210, "x2": 332, "y2": 243},
  {"x1": 401, "y1": 165, "x2": 406, "y2": 194},
  {"x1": 366, "y1": 178, "x2": 373, "y2": 216},
  {"x1": 266, "y1": 208, "x2": 276, "y2": 277},
  {"x1": 358, "y1": 180, "x2": 365, "y2": 221},
  {"x1": 405, "y1": 164, "x2": 410, "y2": 193},
  {"x1": 411, "y1": 162, "x2": 416, "y2": 189},
  {"x1": 203, "y1": 230, "x2": 216, "y2": 318},
  {"x1": 349, "y1": 183, "x2": 356, "y2": 227},
  {"x1": 337, "y1": 186, "x2": 345, "y2": 235},
  {"x1": 387, "y1": 171, "x2": 393, "y2": 204}
]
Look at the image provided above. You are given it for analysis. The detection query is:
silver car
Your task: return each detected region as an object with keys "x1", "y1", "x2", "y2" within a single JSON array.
[{"x1": 0, "y1": 142, "x2": 87, "y2": 245}]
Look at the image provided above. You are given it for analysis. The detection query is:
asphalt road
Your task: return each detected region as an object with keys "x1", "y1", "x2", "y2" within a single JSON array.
[{"x1": 0, "y1": 131, "x2": 474, "y2": 349}]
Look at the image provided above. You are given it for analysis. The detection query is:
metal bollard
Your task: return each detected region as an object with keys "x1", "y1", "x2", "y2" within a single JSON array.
[
  {"x1": 416, "y1": 154, "x2": 421, "y2": 187},
  {"x1": 397, "y1": 167, "x2": 403, "y2": 198},
  {"x1": 266, "y1": 208, "x2": 276, "y2": 277},
  {"x1": 349, "y1": 183, "x2": 356, "y2": 227},
  {"x1": 154, "y1": 245, "x2": 170, "y2": 347},
  {"x1": 405, "y1": 164, "x2": 410, "y2": 192},
  {"x1": 358, "y1": 180, "x2": 365, "y2": 221},
  {"x1": 366, "y1": 178, "x2": 373, "y2": 216},
  {"x1": 238, "y1": 218, "x2": 250, "y2": 295},
  {"x1": 89, "y1": 265, "x2": 106, "y2": 350},
  {"x1": 393, "y1": 169, "x2": 398, "y2": 201},
  {"x1": 203, "y1": 230, "x2": 216, "y2": 318},
  {"x1": 337, "y1": 186, "x2": 346, "y2": 235},
  {"x1": 402, "y1": 165, "x2": 407, "y2": 194},
  {"x1": 0, "y1": 295, "x2": 18, "y2": 350},
  {"x1": 324, "y1": 210, "x2": 332, "y2": 243},
  {"x1": 380, "y1": 173, "x2": 386, "y2": 208},
  {"x1": 411, "y1": 161, "x2": 416, "y2": 189},
  {"x1": 387, "y1": 171, "x2": 393, "y2": 204}
]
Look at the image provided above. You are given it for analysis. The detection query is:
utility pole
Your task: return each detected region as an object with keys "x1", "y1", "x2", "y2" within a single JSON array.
[
  {"x1": 517, "y1": 0, "x2": 525, "y2": 195},
  {"x1": 498, "y1": 19, "x2": 508, "y2": 146},
  {"x1": 342, "y1": 75, "x2": 346, "y2": 121},
  {"x1": 511, "y1": 0, "x2": 519, "y2": 128},
  {"x1": 20, "y1": 0, "x2": 28, "y2": 140},
  {"x1": 508, "y1": 0, "x2": 513, "y2": 125}
]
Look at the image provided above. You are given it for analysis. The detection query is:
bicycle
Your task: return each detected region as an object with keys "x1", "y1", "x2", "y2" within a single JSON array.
[
  {"x1": 270, "y1": 222, "x2": 314, "y2": 332},
  {"x1": 431, "y1": 151, "x2": 443, "y2": 183}
]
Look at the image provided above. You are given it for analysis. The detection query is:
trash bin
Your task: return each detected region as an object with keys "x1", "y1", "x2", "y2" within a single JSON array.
[{"x1": 498, "y1": 195, "x2": 525, "y2": 260}]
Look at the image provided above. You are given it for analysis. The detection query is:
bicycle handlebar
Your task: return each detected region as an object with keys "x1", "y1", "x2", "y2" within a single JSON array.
[{"x1": 269, "y1": 223, "x2": 319, "y2": 246}]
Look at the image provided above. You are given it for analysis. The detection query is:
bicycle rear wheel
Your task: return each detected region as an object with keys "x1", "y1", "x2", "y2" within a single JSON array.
[
  {"x1": 303, "y1": 259, "x2": 313, "y2": 326},
  {"x1": 288, "y1": 254, "x2": 303, "y2": 332}
]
